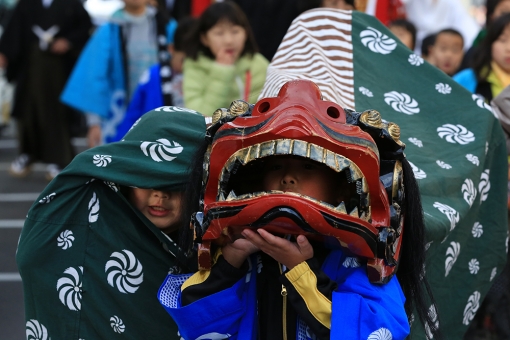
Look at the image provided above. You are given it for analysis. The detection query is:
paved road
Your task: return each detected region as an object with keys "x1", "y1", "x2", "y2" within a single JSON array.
[{"x1": 0, "y1": 124, "x2": 86, "y2": 339}]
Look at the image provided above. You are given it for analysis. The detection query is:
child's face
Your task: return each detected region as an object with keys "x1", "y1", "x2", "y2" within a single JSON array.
[
  {"x1": 492, "y1": 25, "x2": 510, "y2": 73},
  {"x1": 129, "y1": 188, "x2": 183, "y2": 234},
  {"x1": 123, "y1": 0, "x2": 146, "y2": 13},
  {"x1": 261, "y1": 156, "x2": 344, "y2": 206},
  {"x1": 389, "y1": 25, "x2": 413, "y2": 50},
  {"x1": 430, "y1": 33, "x2": 464, "y2": 75},
  {"x1": 201, "y1": 20, "x2": 247, "y2": 62}
]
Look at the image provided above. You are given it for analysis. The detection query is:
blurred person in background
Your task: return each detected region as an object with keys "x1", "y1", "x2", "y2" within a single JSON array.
[
  {"x1": 404, "y1": 0, "x2": 479, "y2": 55},
  {"x1": 454, "y1": 13, "x2": 510, "y2": 102},
  {"x1": 428, "y1": 28, "x2": 464, "y2": 76},
  {"x1": 460, "y1": 0, "x2": 510, "y2": 71},
  {"x1": 114, "y1": 16, "x2": 196, "y2": 140},
  {"x1": 388, "y1": 19, "x2": 417, "y2": 50},
  {"x1": 61, "y1": 0, "x2": 176, "y2": 146},
  {"x1": 0, "y1": 0, "x2": 92, "y2": 180},
  {"x1": 421, "y1": 33, "x2": 437, "y2": 64},
  {"x1": 182, "y1": 1, "x2": 268, "y2": 116}
]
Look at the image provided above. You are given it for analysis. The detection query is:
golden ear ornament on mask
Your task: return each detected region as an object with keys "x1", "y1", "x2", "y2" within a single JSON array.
[
  {"x1": 228, "y1": 100, "x2": 250, "y2": 116},
  {"x1": 387, "y1": 122, "x2": 405, "y2": 147},
  {"x1": 360, "y1": 109, "x2": 384, "y2": 129}
]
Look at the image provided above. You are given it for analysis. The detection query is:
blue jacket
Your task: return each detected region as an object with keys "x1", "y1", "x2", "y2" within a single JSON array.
[
  {"x1": 158, "y1": 249, "x2": 410, "y2": 340},
  {"x1": 61, "y1": 23, "x2": 126, "y2": 143},
  {"x1": 61, "y1": 17, "x2": 176, "y2": 143},
  {"x1": 453, "y1": 68, "x2": 478, "y2": 93},
  {"x1": 114, "y1": 64, "x2": 164, "y2": 141}
]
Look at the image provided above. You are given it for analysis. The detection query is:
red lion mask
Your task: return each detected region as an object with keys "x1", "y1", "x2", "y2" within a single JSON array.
[{"x1": 194, "y1": 80, "x2": 406, "y2": 284}]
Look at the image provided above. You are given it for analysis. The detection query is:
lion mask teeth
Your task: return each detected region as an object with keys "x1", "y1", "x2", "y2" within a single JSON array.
[{"x1": 217, "y1": 138, "x2": 371, "y2": 222}]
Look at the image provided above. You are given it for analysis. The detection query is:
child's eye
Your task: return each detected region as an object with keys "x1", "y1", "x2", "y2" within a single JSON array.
[
  {"x1": 265, "y1": 162, "x2": 282, "y2": 171},
  {"x1": 303, "y1": 163, "x2": 314, "y2": 170}
]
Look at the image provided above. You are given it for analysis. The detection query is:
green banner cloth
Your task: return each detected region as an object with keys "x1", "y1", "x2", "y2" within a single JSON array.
[
  {"x1": 17, "y1": 107, "x2": 205, "y2": 339},
  {"x1": 260, "y1": 9, "x2": 509, "y2": 339}
]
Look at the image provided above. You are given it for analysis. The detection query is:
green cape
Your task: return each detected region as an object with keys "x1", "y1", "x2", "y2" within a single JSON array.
[
  {"x1": 260, "y1": 9, "x2": 508, "y2": 339},
  {"x1": 17, "y1": 107, "x2": 205, "y2": 339}
]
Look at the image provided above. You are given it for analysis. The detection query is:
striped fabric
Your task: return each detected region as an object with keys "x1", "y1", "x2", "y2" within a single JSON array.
[{"x1": 259, "y1": 9, "x2": 355, "y2": 109}]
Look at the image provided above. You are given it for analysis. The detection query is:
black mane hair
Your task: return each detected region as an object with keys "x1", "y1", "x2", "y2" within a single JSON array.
[
  {"x1": 473, "y1": 13, "x2": 510, "y2": 81},
  {"x1": 184, "y1": 1, "x2": 259, "y2": 61},
  {"x1": 180, "y1": 138, "x2": 442, "y2": 339},
  {"x1": 179, "y1": 138, "x2": 209, "y2": 251},
  {"x1": 398, "y1": 158, "x2": 442, "y2": 339}
]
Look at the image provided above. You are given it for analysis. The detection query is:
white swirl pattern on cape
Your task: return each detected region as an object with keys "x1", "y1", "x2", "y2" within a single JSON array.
[
  {"x1": 105, "y1": 249, "x2": 144, "y2": 294},
  {"x1": 110, "y1": 315, "x2": 126, "y2": 333},
  {"x1": 408, "y1": 54, "x2": 423, "y2": 66},
  {"x1": 359, "y1": 86, "x2": 373, "y2": 97},
  {"x1": 26, "y1": 319, "x2": 49, "y2": 340},
  {"x1": 445, "y1": 242, "x2": 461, "y2": 277},
  {"x1": 57, "y1": 230, "x2": 75, "y2": 250},
  {"x1": 437, "y1": 124, "x2": 475, "y2": 145},
  {"x1": 408, "y1": 137, "x2": 423, "y2": 147},
  {"x1": 39, "y1": 192, "x2": 56, "y2": 204},
  {"x1": 360, "y1": 27, "x2": 397, "y2": 54},
  {"x1": 461, "y1": 179, "x2": 477, "y2": 207},
  {"x1": 436, "y1": 160, "x2": 452, "y2": 169},
  {"x1": 424, "y1": 304, "x2": 439, "y2": 339},
  {"x1": 140, "y1": 139, "x2": 183, "y2": 162},
  {"x1": 471, "y1": 222, "x2": 483, "y2": 238},
  {"x1": 468, "y1": 259, "x2": 480, "y2": 274},
  {"x1": 56, "y1": 266, "x2": 83, "y2": 311},
  {"x1": 367, "y1": 327, "x2": 393, "y2": 340},
  {"x1": 384, "y1": 91, "x2": 420, "y2": 115},
  {"x1": 93, "y1": 154, "x2": 112, "y2": 167},
  {"x1": 435, "y1": 83, "x2": 452, "y2": 94},
  {"x1": 478, "y1": 170, "x2": 490, "y2": 203},
  {"x1": 88, "y1": 192, "x2": 100, "y2": 223},
  {"x1": 466, "y1": 154, "x2": 479, "y2": 166},
  {"x1": 408, "y1": 161, "x2": 426, "y2": 179},
  {"x1": 463, "y1": 291, "x2": 480, "y2": 325}
]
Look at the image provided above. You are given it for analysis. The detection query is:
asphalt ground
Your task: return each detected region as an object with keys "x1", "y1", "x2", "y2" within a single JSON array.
[{"x1": 0, "y1": 123, "x2": 86, "y2": 339}]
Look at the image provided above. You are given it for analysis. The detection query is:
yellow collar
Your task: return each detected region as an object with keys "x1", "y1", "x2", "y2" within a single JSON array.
[{"x1": 490, "y1": 61, "x2": 510, "y2": 88}]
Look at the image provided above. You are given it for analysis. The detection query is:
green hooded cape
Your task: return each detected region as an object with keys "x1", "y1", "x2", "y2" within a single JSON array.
[
  {"x1": 17, "y1": 107, "x2": 205, "y2": 339},
  {"x1": 259, "y1": 8, "x2": 508, "y2": 339}
]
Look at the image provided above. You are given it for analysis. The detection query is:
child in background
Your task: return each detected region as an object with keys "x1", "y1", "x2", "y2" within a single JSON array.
[
  {"x1": 115, "y1": 17, "x2": 196, "y2": 140},
  {"x1": 454, "y1": 13, "x2": 510, "y2": 102},
  {"x1": 61, "y1": 0, "x2": 175, "y2": 147},
  {"x1": 388, "y1": 19, "x2": 417, "y2": 51},
  {"x1": 429, "y1": 28, "x2": 464, "y2": 76},
  {"x1": 182, "y1": 2, "x2": 269, "y2": 115}
]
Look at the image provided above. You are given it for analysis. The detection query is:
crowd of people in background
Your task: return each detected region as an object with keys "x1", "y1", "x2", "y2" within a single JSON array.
[
  {"x1": 1, "y1": 0, "x2": 510, "y2": 339},
  {"x1": 0, "y1": 0, "x2": 502, "y2": 177}
]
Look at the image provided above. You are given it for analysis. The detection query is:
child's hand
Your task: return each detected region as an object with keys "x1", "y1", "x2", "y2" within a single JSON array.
[
  {"x1": 242, "y1": 229, "x2": 313, "y2": 270},
  {"x1": 222, "y1": 237, "x2": 259, "y2": 269},
  {"x1": 216, "y1": 48, "x2": 236, "y2": 65}
]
